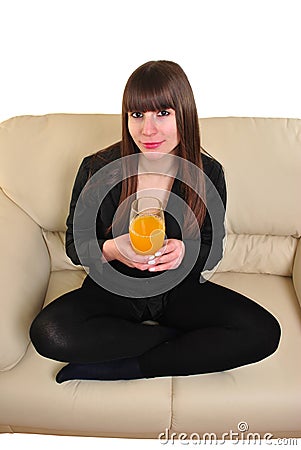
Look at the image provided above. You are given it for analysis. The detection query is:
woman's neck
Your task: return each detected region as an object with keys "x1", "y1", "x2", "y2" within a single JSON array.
[
  {"x1": 137, "y1": 153, "x2": 179, "y2": 207},
  {"x1": 138, "y1": 153, "x2": 178, "y2": 177}
]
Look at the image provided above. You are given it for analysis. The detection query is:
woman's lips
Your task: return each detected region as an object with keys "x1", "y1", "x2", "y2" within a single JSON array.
[{"x1": 141, "y1": 141, "x2": 164, "y2": 149}]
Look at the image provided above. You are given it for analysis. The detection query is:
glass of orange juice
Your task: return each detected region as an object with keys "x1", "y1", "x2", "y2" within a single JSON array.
[{"x1": 129, "y1": 197, "x2": 165, "y2": 255}]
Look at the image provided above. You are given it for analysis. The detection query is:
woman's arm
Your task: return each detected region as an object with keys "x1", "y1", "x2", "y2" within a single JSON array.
[
  {"x1": 65, "y1": 156, "x2": 154, "y2": 271},
  {"x1": 65, "y1": 156, "x2": 107, "y2": 266},
  {"x1": 145, "y1": 160, "x2": 227, "y2": 277},
  {"x1": 185, "y1": 160, "x2": 227, "y2": 276}
]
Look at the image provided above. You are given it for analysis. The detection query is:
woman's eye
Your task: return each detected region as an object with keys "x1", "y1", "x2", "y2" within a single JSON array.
[
  {"x1": 158, "y1": 110, "x2": 170, "y2": 117},
  {"x1": 130, "y1": 112, "x2": 143, "y2": 118}
]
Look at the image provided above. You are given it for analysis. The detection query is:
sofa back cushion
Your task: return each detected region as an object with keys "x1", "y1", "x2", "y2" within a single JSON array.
[
  {"x1": 1, "y1": 114, "x2": 300, "y2": 275},
  {"x1": 0, "y1": 114, "x2": 121, "y2": 230},
  {"x1": 201, "y1": 117, "x2": 300, "y2": 237},
  {"x1": 200, "y1": 117, "x2": 301, "y2": 276}
]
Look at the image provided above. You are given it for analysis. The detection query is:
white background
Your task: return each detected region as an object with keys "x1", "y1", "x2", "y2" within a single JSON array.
[
  {"x1": 1, "y1": 0, "x2": 301, "y2": 123},
  {"x1": 1, "y1": 0, "x2": 300, "y2": 448}
]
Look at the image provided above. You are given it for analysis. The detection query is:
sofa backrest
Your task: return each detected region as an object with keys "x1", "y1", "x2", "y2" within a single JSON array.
[
  {"x1": 0, "y1": 114, "x2": 122, "y2": 230},
  {"x1": 200, "y1": 117, "x2": 301, "y2": 276},
  {"x1": 0, "y1": 114, "x2": 300, "y2": 276}
]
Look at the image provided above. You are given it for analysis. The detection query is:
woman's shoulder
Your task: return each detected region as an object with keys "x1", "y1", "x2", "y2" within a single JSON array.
[
  {"x1": 201, "y1": 150, "x2": 224, "y2": 178},
  {"x1": 81, "y1": 141, "x2": 122, "y2": 175}
]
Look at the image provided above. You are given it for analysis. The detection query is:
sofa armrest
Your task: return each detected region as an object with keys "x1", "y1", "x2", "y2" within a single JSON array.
[
  {"x1": 292, "y1": 238, "x2": 301, "y2": 308},
  {"x1": 0, "y1": 190, "x2": 50, "y2": 371}
]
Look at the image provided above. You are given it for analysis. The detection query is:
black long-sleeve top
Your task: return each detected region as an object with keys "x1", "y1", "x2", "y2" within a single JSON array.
[{"x1": 65, "y1": 143, "x2": 227, "y2": 284}]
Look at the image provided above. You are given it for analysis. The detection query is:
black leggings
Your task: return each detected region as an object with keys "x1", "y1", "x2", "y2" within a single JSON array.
[{"x1": 30, "y1": 275, "x2": 281, "y2": 378}]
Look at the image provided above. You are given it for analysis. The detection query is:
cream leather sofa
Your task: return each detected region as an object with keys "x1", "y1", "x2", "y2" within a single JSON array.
[{"x1": 0, "y1": 114, "x2": 300, "y2": 440}]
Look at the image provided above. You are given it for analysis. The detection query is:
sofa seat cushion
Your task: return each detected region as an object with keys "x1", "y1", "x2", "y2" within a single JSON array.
[
  {"x1": 0, "y1": 346, "x2": 172, "y2": 438},
  {"x1": 171, "y1": 272, "x2": 301, "y2": 438},
  {"x1": 0, "y1": 270, "x2": 172, "y2": 438},
  {"x1": 1, "y1": 270, "x2": 300, "y2": 438}
]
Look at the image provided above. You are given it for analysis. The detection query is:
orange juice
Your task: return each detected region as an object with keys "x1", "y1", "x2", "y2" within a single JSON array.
[{"x1": 129, "y1": 214, "x2": 165, "y2": 255}]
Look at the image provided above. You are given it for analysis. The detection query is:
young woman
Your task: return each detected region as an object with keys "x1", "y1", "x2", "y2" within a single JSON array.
[{"x1": 30, "y1": 60, "x2": 281, "y2": 383}]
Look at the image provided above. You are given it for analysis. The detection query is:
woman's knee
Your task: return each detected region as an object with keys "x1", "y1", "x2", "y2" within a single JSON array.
[
  {"x1": 247, "y1": 308, "x2": 281, "y2": 361},
  {"x1": 262, "y1": 311, "x2": 281, "y2": 356},
  {"x1": 29, "y1": 308, "x2": 68, "y2": 360},
  {"x1": 29, "y1": 311, "x2": 49, "y2": 356}
]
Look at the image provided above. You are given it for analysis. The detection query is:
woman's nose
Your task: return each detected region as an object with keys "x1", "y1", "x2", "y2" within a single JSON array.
[{"x1": 142, "y1": 115, "x2": 157, "y2": 135}]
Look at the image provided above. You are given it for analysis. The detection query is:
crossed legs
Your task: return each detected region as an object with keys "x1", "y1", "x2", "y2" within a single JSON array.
[{"x1": 30, "y1": 275, "x2": 281, "y2": 381}]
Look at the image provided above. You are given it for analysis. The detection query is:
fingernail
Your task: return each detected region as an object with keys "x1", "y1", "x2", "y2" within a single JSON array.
[
  {"x1": 154, "y1": 251, "x2": 161, "y2": 257},
  {"x1": 149, "y1": 267, "x2": 156, "y2": 272},
  {"x1": 148, "y1": 259, "x2": 156, "y2": 265},
  {"x1": 148, "y1": 255, "x2": 155, "y2": 260}
]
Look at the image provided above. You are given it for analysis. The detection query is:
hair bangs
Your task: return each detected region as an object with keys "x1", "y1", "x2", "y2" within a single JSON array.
[{"x1": 123, "y1": 75, "x2": 176, "y2": 113}]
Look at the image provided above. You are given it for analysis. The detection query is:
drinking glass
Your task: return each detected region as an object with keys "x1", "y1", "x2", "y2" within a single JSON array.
[{"x1": 129, "y1": 197, "x2": 165, "y2": 255}]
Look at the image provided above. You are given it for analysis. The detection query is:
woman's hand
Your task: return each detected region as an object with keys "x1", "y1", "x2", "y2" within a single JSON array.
[
  {"x1": 146, "y1": 239, "x2": 185, "y2": 272},
  {"x1": 102, "y1": 234, "x2": 152, "y2": 270},
  {"x1": 102, "y1": 236, "x2": 185, "y2": 272}
]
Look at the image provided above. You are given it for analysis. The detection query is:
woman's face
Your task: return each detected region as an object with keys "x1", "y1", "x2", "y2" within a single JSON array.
[{"x1": 128, "y1": 108, "x2": 180, "y2": 159}]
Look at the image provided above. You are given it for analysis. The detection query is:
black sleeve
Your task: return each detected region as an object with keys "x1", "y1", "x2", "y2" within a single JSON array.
[
  {"x1": 65, "y1": 156, "x2": 106, "y2": 267},
  {"x1": 182, "y1": 160, "x2": 227, "y2": 278}
]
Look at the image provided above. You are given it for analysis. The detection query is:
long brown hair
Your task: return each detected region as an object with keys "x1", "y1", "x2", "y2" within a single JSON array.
[
  {"x1": 120, "y1": 60, "x2": 207, "y2": 236},
  {"x1": 89, "y1": 60, "x2": 208, "y2": 237}
]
